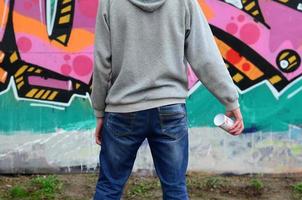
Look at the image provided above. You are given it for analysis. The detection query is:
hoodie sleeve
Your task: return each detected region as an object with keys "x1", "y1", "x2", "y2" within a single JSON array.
[
  {"x1": 91, "y1": 0, "x2": 112, "y2": 118},
  {"x1": 184, "y1": 0, "x2": 240, "y2": 112}
]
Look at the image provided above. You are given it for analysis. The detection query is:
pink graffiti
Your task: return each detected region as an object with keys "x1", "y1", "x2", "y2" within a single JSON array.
[
  {"x1": 259, "y1": 1, "x2": 302, "y2": 51},
  {"x1": 12, "y1": 0, "x2": 98, "y2": 85},
  {"x1": 28, "y1": 76, "x2": 72, "y2": 91},
  {"x1": 205, "y1": 0, "x2": 302, "y2": 81}
]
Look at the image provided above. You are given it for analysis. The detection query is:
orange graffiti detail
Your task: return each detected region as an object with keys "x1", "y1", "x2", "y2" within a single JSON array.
[
  {"x1": 13, "y1": 11, "x2": 94, "y2": 52},
  {"x1": 197, "y1": 0, "x2": 215, "y2": 20}
]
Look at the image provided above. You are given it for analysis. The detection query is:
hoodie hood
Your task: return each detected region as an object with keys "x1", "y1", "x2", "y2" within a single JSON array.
[{"x1": 128, "y1": 0, "x2": 166, "y2": 12}]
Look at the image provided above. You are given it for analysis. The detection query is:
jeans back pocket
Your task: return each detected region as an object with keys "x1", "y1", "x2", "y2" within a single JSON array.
[
  {"x1": 158, "y1": 103, "x2": 188, "y2": 140},
  {"x1": 107, "y1": 112, "x2": 136, "y2": 137}
]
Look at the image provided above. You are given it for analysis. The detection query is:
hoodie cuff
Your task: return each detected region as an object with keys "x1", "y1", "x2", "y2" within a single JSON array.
[
  {"x1": 225, "y1": 99, "x2": 240, "y2": 112},
  {"x1": 94, "y1": 109, "x2": 105, "y2": 118}
]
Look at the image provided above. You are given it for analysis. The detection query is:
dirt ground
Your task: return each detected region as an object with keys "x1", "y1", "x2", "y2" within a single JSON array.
[{"x1": 1, "y1": 172, "x2": 302, "y2": 200}]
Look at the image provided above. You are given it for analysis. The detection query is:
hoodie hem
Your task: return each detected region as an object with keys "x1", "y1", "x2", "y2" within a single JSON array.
[{"x1": 104, "y1": 98, "x2": 186, "y2": 113}]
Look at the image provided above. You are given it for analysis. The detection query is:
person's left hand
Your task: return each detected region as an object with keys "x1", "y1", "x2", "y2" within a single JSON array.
[{"x1": 95, "y1": 117, "x2": 104, "y2": 145}]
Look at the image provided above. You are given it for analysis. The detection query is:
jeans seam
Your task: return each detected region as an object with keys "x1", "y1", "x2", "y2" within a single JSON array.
[
  {"x1": 104, "y1": 112, "x2": 109, "y2": 127},
  {"x1": 130, "y1": 114, "x2": 135, "y2": 134},
  {"x1": 157, "y1": 107, "x2": 164, "y2": 134}
]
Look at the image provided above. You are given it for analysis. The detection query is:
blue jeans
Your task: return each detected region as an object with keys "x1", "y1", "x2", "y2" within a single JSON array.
[{"x1": 93, "y1": 103, "x2": 189, "y2": 200}]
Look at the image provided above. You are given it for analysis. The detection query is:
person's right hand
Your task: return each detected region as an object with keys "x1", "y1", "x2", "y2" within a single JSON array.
[
  {"x1": 225, "y1": 107, "x2": 244, "y2": 135},
  {"x1": 95, "y1": 117, "x2": 104, "y2": 145}
]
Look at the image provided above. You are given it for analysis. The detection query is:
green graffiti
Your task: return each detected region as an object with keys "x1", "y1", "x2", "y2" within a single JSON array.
[
  {"x1": 0, "y1": 89, "x2": 95, "y2": 134},
  {"x1": 187, "y1": 79, "x2": 302, "y2": 133}
]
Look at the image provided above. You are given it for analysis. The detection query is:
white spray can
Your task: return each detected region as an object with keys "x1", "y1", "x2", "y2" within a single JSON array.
[{"x1": 213, "y1": 113, "x2": 235, "y2": 133}]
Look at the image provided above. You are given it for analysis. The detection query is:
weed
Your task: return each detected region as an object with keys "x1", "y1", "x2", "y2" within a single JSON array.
[
  {"x1": 186, "y1": 177, "x2": 203, "y2": 190},
  {"x1": 292, "y1": 182, "x2": 302, "y2": 193},
  {"x1": 9, "y1": 186, "x2": 29, "y2": 198},
  {"x1": 29, "y1": 175, "x2": 63, "y2": 200},
  {"x1": 31, "y1": 175, "x2": 62, "y2": 192},
  {"x1": 291, "y1": 182, "x2": 302, "y2": 200},
  {"x1": 203, "y1": 177, "x2": 223, "y2": 190},
  {"x1": 126, "y1": 178, "x2": 159, "y2": 198},
  {"x1": 249, "y1": 178, "x2": 264, "y2": 191}
]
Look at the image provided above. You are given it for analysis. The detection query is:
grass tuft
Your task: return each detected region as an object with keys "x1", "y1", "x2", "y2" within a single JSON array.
[
  {"x1": 9, "y1": 186, "x2": 29, "y2": 198},
  {"x1": 203, "y1": 177, "x2": 224, "y2": 190},
  {"x1": 292, "y1": 182, "x2": 302, "y2": 193},
  {"x1": 126, "y1": 178, "x2": 160, "y2": 198},
  {"x1": 29, "y1": 175, "x2": 63, "y2": 199},
  {"x1": 249, "y1": 178, "x2": 264, "y2": 191},
  {"x1": 2, "y1": 175, "x2": 63, "y2": 200}
]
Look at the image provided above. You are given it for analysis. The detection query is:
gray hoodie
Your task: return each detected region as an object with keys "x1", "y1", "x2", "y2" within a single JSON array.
[{"x1": 91, "y1": 0, "x2": 240, "y2": 118}]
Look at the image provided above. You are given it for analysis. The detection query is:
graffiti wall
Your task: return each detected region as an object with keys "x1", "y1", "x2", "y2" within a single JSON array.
[{"x1": 0, "y1": 0, "x2": 301, "y2": 174}]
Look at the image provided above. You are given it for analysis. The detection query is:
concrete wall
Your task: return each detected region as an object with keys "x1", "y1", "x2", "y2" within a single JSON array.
[{"x1": 0, "y1": 0, "x2": 302, "y2": 174}]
